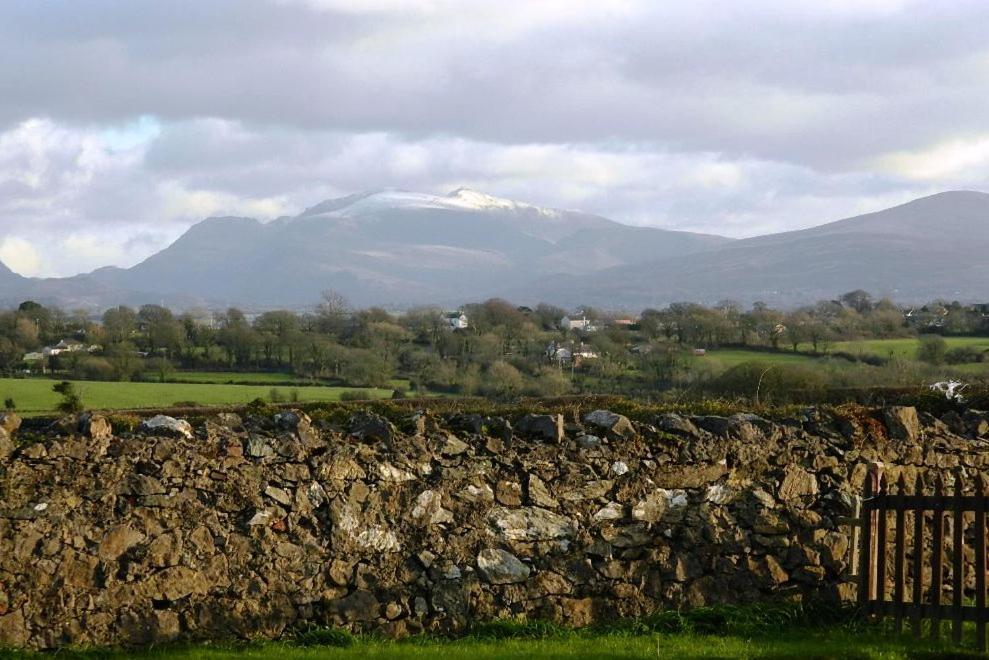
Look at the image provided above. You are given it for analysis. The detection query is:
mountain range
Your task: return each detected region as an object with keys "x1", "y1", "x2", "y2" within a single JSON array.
[{"x1": 0, "y1": 188, "x2": 987, "y2": 311}]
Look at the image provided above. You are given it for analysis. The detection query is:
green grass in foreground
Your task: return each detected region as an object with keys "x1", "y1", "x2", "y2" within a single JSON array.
[
  {"x1": 1, "y1": 604, "x2": 982, "y2": 660},
  {"x1": 0, "y1": 630, "x2": 971, "y2": 660},
  {"x1": 0, "y1": 378, "x2": 394, "y2": 414}
]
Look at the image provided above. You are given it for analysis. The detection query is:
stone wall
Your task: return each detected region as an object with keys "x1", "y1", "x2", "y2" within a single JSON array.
[{"x1": 1, "y1": 403, "x2": 988, "y2": 648}]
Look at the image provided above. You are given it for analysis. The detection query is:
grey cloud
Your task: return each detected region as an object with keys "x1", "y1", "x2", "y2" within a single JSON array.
[
  {"x1": 1, "y1": 1, "x2": 988, "y2": 167},
  {"x1": 0, "y1": 0, "x2": 987, "y2": 276}
]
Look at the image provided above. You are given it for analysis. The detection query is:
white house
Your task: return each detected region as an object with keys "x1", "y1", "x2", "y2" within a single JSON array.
[
  {"x1": 445, "y1": 312, "x2": 469, "y2": 330},
  {"x1": 547, "y1": 341, "x2": 598, "y2": 367},
  {"x1": 43, "y1": 339, "x2": 85, "y2": 357},
  {"x1": 560, "y1": 315, "x2": 598, "y2": 333}
]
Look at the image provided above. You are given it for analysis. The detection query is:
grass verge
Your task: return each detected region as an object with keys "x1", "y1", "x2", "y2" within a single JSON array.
[{"x1": 0, "y1": 603, "x2": 984, "y2": 660}]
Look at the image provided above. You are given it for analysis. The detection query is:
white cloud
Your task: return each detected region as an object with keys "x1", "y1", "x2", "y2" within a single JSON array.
[
  {"x1": 878, "y1": 135, "x2": 989, "y2": 182},
  {"x1": 0, "y1": 237, "x2": 43, "y2": 276}
]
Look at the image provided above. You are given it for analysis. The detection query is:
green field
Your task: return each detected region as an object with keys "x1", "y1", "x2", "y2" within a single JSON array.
[
  {"x1": 147, "y1": 372, "x2": 413, "y2": 390},
  {"x1": 152, "y1": 371, "x2": 309, "y2": 385},
  {"x1": 0, "y1": 630, "x2": 960, "y2": 660},
  {"x1": 696, "y1": 349, "x2": 825, "y2": 369},
  {"x1": 699, "y1": 337, "x2": 989, "y2": 372},
  {"x1": 0, "y1": 378, "x2": 394, "y2": 414},
  {"x1": 833, "y1": 336, "x2": 989, "y2": 360}
]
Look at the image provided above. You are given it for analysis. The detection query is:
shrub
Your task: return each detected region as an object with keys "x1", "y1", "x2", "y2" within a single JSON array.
[
  {"x1": 289, "y1": 388, "x2": 300, "y2": 403},
  {"x1": 481, "y1": 361, "x2": 525, "y2": 400},
  {"x1": 294, "y1": 627, "x2": 355, "y2": 648},
  {"x1": 4, "y1": 398, "x2": 14, "y2": 410},
  {"x1": 945, "y1": 346, "x2": 985, "y2": 364},
  {"x1": 340, "y1": 390, "x2": 371, "y2": 402},
  {"x1": 704, "y1": 362, "x2": 827, "y2": 404},
  {"x1": 106, "y1": 413, "x2": 141, "y2": 433},
  {"x1": 52, "y1": 381, "x2": 83, "y2": 414},
  {"x1": 469, "y1": 619, "x2": 568, "y2": 640},
  {"x1": 269, "y1": 388, "x2": 285, "y2": 403},
  {"x1": 244, "y1": 397, "x2": 275, "y2": 417},
  {"x1": 73, "y1": 356, "x2": 115, "y2": 381},
  {"x1": 916, "y1": 335, "x2": 948, "y2": 365}
]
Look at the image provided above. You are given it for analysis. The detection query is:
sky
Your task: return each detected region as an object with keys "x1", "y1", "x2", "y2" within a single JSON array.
[{"x1": 2, "y1": 0, "x2": 989, "y2": 277}]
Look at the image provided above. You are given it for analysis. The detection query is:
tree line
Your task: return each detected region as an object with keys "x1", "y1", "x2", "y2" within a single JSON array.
[{"x1": 0, "y1": 290, "x2": 986, "y2": 399}]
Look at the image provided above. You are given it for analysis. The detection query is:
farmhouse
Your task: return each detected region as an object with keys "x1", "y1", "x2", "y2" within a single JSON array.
[
  {"x1": 445, "y1": 311, "x2": 469, "y2": 330},
  {"x1": 547, "y1": 341, "x2": 599, "y2": 367},
  {"x1": 560, "y1": 315, "x2": 598, "y2": 333}
]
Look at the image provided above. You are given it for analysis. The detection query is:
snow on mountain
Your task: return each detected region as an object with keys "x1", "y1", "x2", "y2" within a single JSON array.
[
  {"x1": 301, "y1": 188, "x2": 562, "y2": 219},
  {"x1": 0, "y1": 187, "x2": 734, "y2": 309}
]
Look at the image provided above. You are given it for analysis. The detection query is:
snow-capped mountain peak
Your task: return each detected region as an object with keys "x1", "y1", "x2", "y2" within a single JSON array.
[
  {"x1": 445, "y1": 187, "x2": 527, "y2": 211},
  {"x1": 301, "y1": 187, "x2": 561, "y2": 218}
]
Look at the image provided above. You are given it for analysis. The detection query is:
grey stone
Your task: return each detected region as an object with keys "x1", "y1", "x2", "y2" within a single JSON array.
[
  {"x1": 656, "y1": 413, "x2": 700, "y2": 437},
  {"x1": 139, "y1": 415, "x2": 194, "y2": 440},
  {"x1": 334, "y1": 590, "x2": 380, "y2": 622},
  {"x1": 476, "y1": 549, "x2": 531, "y2": 584},
  {"x1": 516, "y1": 414, "x2": 564, "y2": 443},
  {"x1": 245, "y1": 435, "x2": 274, "y2": 458},
  {"x1": 350, "y1": 412, "x2": 396, "y2": 442},
  {"x1": 576, "y1": 434, "x2": 602, "y2": 449},
  {"x1": 489, "y1": 507, "x2": 574, "y2": 542},
  {"x1": 583, "y1": 410, "x2": 635, "y2": 437}
]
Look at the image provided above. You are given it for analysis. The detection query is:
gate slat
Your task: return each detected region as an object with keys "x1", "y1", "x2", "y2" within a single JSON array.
[
  {"x1": 912, "y1": 474, "x2": 924, "y2": 638},
  {"x1": 894, "y1": 474, "x2": 907, "y2": 634},
  {"x1": 876, "y1": 474, "x2": 889, "y2": 618},
  {"x1": 859, "y1": 468, "x2": 875, "y2": 608},
  {"x1": 976, "y1": 474, "x2": 987, "y2": 652},
  {"x1": 952, "y1": 471, "x2": 965, "y2": 645},
  {"x1": 932, "y1": 475, "x2": 945, "y2": 642}
]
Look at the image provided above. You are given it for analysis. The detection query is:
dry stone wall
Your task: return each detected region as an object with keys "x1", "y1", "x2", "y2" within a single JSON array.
[{"x1": 1, "y1": 403, "x2": 989, "y2": 648}]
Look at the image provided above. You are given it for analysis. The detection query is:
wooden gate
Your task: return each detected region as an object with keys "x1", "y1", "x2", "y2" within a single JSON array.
[{"x1": 857, "y1": 463, "x2": 989, "y2": 651}]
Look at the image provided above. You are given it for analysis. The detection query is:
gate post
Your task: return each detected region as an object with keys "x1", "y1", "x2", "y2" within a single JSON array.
[{"x1": 858, "y1": 462, "x2": 884, "y2": 609}]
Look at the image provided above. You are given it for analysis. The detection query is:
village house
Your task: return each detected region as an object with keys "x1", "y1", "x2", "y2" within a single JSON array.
[
  {"x1": 445, "y1": 311, "x2": 469, "y2": 330},
  {"x1": 24, "y1": 339, "x2": 100, "y2": 362},
  {"x1": 547, "y1": 341, "x2": 600, "y2": 368},
  {"x1": 560, "y1": 315, "x2": 598, "y2": 333},
  {"x1": 43, "y1": 339, "x2": 86, "y2": 357}
]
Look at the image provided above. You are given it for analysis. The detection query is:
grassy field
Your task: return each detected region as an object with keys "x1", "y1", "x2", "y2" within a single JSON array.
[
  {"x1": 699, "y1": 338, "x2": 989, "y2": 372},
  {"x1": 0, "y1": 630, "x2": 964, "y2": 659},
  {"x1": 696, "y1": 349, "x2": 826, "y2": 369},
  {"x1": 146, "y1": 372, "x2": 413, "y2": 389},
  {"x1": 0, "y1": 378, "x2": 394, "y2": 414},
  {"x1": 151, "y1": 371, "x2": 309, "y2": 385},
  {"x1": 833, "y1": 336, "x2": 989, "y2": 360}
]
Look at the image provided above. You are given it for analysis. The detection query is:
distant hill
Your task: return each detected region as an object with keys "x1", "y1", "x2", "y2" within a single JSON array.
[
  {"x1": 527, "y1": 191, "x2": 989, "y2": 308},
  {"x1": 0, "y1": 189, "x2": 987, "y2": 310},
  {"x1": 8, "y1": 188, "x2": 729, "y2": 309}
]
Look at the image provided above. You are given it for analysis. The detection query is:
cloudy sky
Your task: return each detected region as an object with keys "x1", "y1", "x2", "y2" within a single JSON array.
[{"x1": 1, "y1": 0, "x2": 988, "y2": 277}]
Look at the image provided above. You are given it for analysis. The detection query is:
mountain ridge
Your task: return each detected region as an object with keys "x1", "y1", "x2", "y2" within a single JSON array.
[
  {"x1": 525, "y1": 190, "x2": 989, "y2": 308},
  {"x1": 1, "y1": 189, "x2": 987, "y2": 310},
  {"x1": 0, "y1": 188, "x2": 731, "y2": 309}
]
